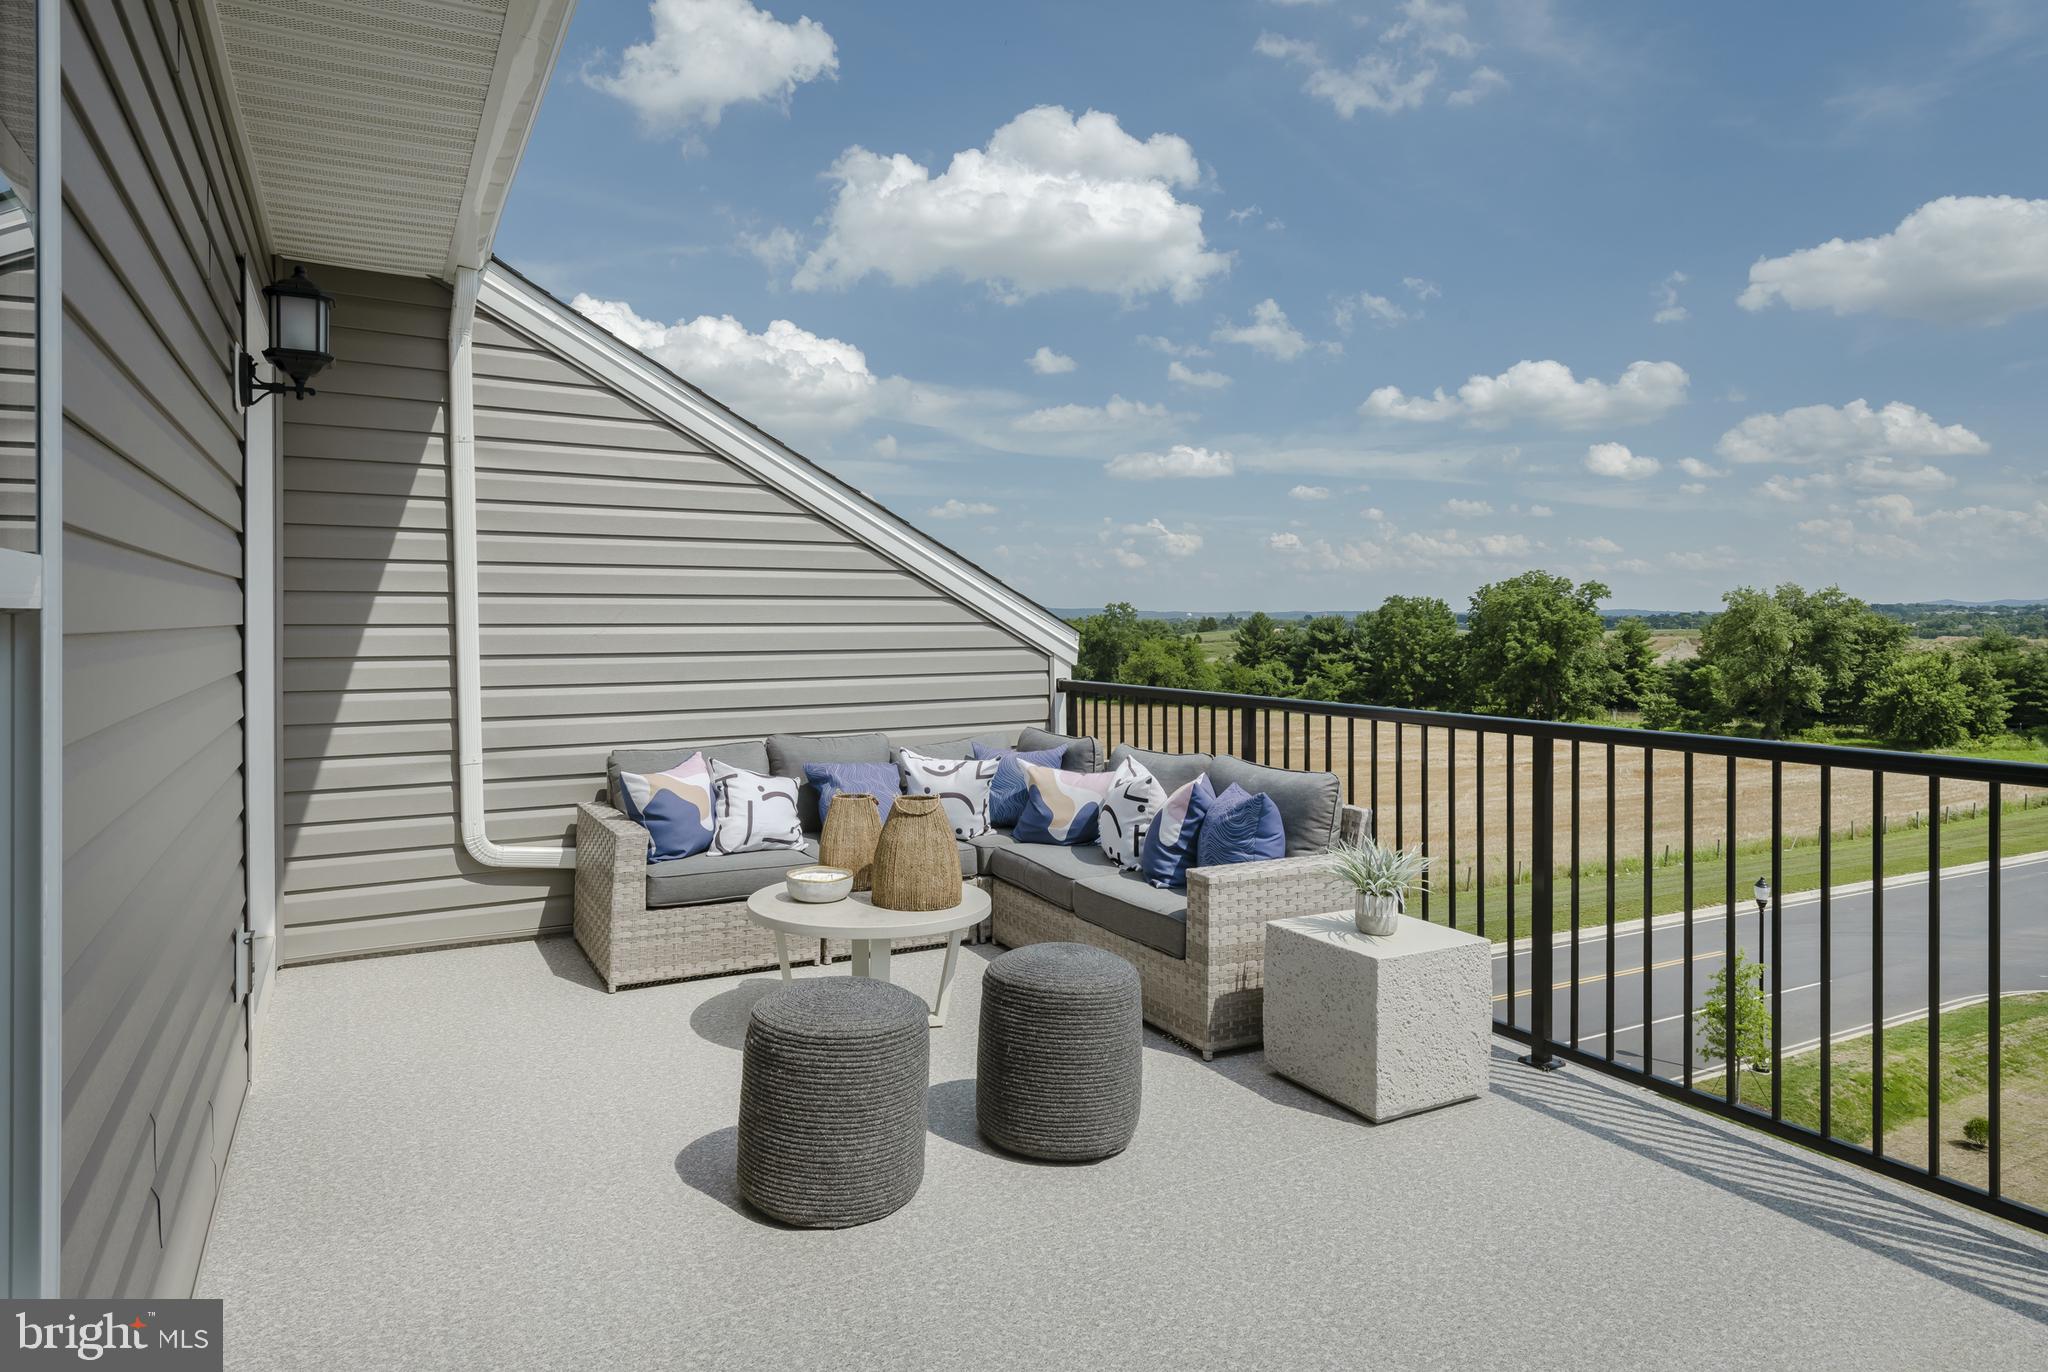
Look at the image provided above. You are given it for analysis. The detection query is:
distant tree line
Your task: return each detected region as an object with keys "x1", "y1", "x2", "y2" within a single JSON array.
[{"x1": 1067, "y1": 574, "x2": 2048, "y2": 752}]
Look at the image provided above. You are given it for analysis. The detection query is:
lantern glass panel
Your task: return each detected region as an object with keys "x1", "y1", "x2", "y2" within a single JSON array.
[{"x1": 275, "y1": 291, "x2": 322, "y2": 353}]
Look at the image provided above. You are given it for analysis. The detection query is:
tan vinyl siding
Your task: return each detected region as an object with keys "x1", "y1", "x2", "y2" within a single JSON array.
[
  {"x1": 0, "y1": 243, "x2": 32, "y2": 551},
  {"x1": 60, "y1": 0, "x2": 254, "y2": 1297},
  {"x1": 279, "y1": 268, "x2": 1054, "y2": 962}
]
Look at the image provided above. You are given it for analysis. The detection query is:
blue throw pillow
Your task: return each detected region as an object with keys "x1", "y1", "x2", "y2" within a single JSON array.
[
  {"x1": 616, "y1": 751, "x2": 716, "y2": 862},
  {"x1": 1195, "y1": 783, "x2": 1286, "y2": 870},
  {"x1": 1013, "y1": 764, "x2": 1118, "y2": 846},
  {"x1": 970, "y1": 742, "x2": 1067, "y2": 827},
  {"x1": 1139, "y1": 773, "x2": 1216, "y2": 889},
  {"x1": 803, "y1": 760, "x2": 903, "y2": 825}
]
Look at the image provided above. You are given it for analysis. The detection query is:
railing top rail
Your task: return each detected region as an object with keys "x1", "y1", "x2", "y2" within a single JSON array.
[{"x1": 1058, "y1": 678, "x2": 2048, "y2": 787}]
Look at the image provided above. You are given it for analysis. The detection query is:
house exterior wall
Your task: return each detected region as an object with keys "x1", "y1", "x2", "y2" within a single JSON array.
[
  {"x1": 60, "y1": 0, "x2": 256, "y2": 1296},
  {"x1": 278, "y1": 266, "x2": 1058, "y2": 963},
  {"x1": 0, "y1": 234, "x2": 31, "y2": 552}
]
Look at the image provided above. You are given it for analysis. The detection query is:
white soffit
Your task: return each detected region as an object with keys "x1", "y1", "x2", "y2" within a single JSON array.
[{"x1": 209, "y1": 0, "x2": 574, "y2": 279}]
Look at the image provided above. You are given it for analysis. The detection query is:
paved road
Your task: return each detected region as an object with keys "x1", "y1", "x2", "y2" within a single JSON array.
[{"x1": 1490, "y1": 855, "x2": 2048, "y2": 1078}]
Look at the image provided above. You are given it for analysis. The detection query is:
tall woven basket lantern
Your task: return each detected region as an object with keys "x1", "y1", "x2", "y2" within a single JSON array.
[
  {"x1": 869, "y1": 795, "x2": 961, "y2": 912},
  {"x1": 818, "y1": 792, "x2": 883, "y2": 892}
]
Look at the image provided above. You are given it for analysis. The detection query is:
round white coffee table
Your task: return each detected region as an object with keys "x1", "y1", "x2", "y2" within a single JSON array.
[{"x1": 745, "y1": 883, "x2": 992, "y2": 1027}]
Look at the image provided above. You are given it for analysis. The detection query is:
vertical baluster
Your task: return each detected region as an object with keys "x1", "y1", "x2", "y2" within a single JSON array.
[
  {"x1": 1682, "y1": 751, "x2": 1694, "y2": 1092},
  {"x1": 1507, "y1": 734, "x2": 1516, "y2": 1029},
  {"x1": 1642, "y1": 748, "x2": 1653, "y2": 1076},
  {"x1": 1324, "y1": 715, "x2": 1332, "y2": 780},
  {"x1": 1421, "y1": 725, "x2": 1432, "y2": 921},
  {"x1": 1989, "y1": 782, "x2": 2002, "y2": 1198},
  {"x1": 1347, "y1": 718, "x2": 1356, "y2": 818},
  {"x1": 1523, "y1": 734, "x2": 1558, "y2": 1069},
  {"x1": 1449, "y1": 728, "x2": 1458, "y2": 932},
  {"x1": 1820, "y1": 765, "x2": 1833, "y2": 1141},
  {"x1": 1771, "y1": 759, "x2": 1783, "y2": 1122},
  {"x1": 1724, "y1": 755, "x2": 1737, "y2": 1108},
  {"x1": 1569, "y1": 738, "x2": 1581, "y2": 1047},
  {"x1": 1395, "y1": 723, "x2": 1405, "y2": 850},
  {"x1": 1476, "y1": 731, "x2": 1487, "y2": 941},
  {"x1": 1605, "y1": 743, "x2": 1616, "y2": 1063},
  {"x1": 1370, "y1": 721, "x2": 1381, "y2": 826},
  {"x1": 1283, "y1": 710, "x2": 1292, "y2": 769},
  {"x1": 1873, "y1": 771, "x2": 1886, "y2": 1157},
  {"x1": 1928, "y1": 776, "x2": 1941, "y2": 1177}
]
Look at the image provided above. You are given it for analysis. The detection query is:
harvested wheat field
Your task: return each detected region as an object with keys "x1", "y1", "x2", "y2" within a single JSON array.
[{"x1": 1073, "y1": 698, "x2": 2046, "y2": 886}]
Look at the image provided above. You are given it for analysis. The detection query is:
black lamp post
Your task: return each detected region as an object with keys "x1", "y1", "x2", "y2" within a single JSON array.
[
  {"x1": 1752, "y1": 874, "x2": 1770, "y2": 963},
  {"x1": 242, "y1": 264, "x2": 334, "y2": 405}
]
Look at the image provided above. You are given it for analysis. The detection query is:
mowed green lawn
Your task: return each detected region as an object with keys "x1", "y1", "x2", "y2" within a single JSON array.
[{"x1": 1426, "y1": 799, "x2": 2048, "y2": 945}]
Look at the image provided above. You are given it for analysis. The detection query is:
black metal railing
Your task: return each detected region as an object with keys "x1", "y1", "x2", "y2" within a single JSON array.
[{"x1": 1060, "y1": 678, "x2": 2048, "y2": 1233}]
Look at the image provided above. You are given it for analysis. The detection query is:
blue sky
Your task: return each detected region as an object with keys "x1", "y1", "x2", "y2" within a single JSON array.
[{"x1": 496, "y1": 0, "x2": 2048, "y2": 611}]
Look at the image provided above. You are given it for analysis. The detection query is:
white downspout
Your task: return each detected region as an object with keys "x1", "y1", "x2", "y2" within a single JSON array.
[{"x1": 449, "y1": 264, "x2": 574, "y2": 869}]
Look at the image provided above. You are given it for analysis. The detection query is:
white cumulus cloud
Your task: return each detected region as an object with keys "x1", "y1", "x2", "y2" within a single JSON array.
[
  {"x1": 1738, "y1": 196, "x2": 2048, "y2": 325},
  {"x1": 1212, "y1": 298, "x2": 1311, "y2": 360},
  {"x1": 588, "y1": 0, "x2": 837, "y2": 136},
  {"x1": 572, "y1": 293, "x2": 875, "y2": 433},
  {"x1": 1014, "y1": 395, "x2": 1170, "y2": 434},
  {"x1": 793, "y1": 106, "x2": 1229, "y2": 302},
  {"x1": 1584, "y1": 442, "x2": 1661, "y2": 479},
  {"x1": 1028, "y1": 346, "x2": 1076, "y2": 375},
  {"x1": 1123, "y1": 518, "x2": 1203, "y2": 557},
  {"x1": 1106, "y1": 445, "x2": 1235, "y2": 480},
  {"x1": 1289, "y1": 484, "x2": 1332, "y2": 501},
  {"x1": 1715, "y1": 399, "x2": 1988, "y2": 465},
  {"x1": 1363, "y1": 359, "x2": 1689, "y2": 429},
  {"x1": 1167, "y1": 360, "x2": 1232, "y2": 390},
  {"x1": 927, "y1": 499, "x2": 996, "y2": 519},
  {"x1": 1652, "y1": 270, "x2": 1689, "y2": 324},
  {"x1": 1443, "y1": 497, "x2": 1495, "y2": 516}
]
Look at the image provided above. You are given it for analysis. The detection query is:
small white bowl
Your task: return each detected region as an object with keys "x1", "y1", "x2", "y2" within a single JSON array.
[{"x1": 785, "y1": 866, "x2": 853, "y2": 903}]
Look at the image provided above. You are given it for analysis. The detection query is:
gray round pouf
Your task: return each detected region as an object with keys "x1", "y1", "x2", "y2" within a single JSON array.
[
  {"x1": 737, "y1": 978, "x2": 929, "y2": 1227},
  {"x1": 977, "y1": 943, "x2": 1143, "y2": 1161}
]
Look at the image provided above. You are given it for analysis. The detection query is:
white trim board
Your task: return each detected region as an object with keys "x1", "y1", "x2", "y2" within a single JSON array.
[{"x1": 477, "y1": 264, "x2": 1080, "y2": 666}]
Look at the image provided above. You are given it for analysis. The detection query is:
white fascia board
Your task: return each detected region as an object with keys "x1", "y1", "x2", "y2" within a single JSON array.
[
  {"x1": 444, "y1": 0, "x2": 577, "y2": 278},
  {"x1": 477, "y1": 266, "x2": 1081, "y2": 666}
]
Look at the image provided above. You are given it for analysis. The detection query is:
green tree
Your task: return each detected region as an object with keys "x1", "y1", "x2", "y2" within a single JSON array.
[
  {"x1": 1965, "y1": 629, "x2": 2048, "y2": 732},
  {"x1": 1280, "y1": 614, "x2": 1366, "y2": 687},
  {"x1": 1790, "y1": 585, "x2": 1906, "y2": 722},
  {"x1": 1699, "y1": 586, "x2": 1825, "y2": 737},
  {"x1": 1074, "y1": 603, "x2": 1147, "y2": 683},
  {"x1": 1865, "y1": 652, "x2": 1981, "y2": 750},
  {"x1": 1120, "y1": 634, "x2": 1217, "y2": 691},
  {"x1": 1463, "y1": 571, "x2": 1612, "y2": 720},
  {"x1": 1216, "y1": 658, "x2": 1298, "y2": 698},
  {"x1": 1604, "y1": 617, "x2": 1660, "y2": 711},
  {"x1": 1698, "y1": 949, "x2": 1773, "y2": 1076},
  {"x1": 1192, "y1": 614, "x2": 1221, "y2": 634},
  {"x1": 1232, "y1": 611, "x2": 1282, "y2": 668},
  {"x1": 1360, "y1": 595, "x2": 1463, "y2": 709}
]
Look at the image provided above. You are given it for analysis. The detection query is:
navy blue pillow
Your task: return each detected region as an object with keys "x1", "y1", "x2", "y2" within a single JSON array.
[
  {"x1": 1194, "y1": 783, "x2": 1286, "y2": 870},
  {"x1": 803, "y1": 760, "x2": 903, "y2": 824},
  {"x1": 970, "y1": 742, "x2": 1067, "y2": 827}
]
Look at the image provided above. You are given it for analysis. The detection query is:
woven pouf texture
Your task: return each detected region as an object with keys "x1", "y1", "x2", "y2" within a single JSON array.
[
  {"x1": 977, "y1": 942, "x2": 1143, "y2": 1161},
  {"x1": 737, "y1": 978, "x2": 930, "y2": 1227}
]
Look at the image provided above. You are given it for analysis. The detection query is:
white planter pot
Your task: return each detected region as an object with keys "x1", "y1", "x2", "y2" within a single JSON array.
[{"x1": 1353, "y1": 891, "x2": 1403, "y2": 937}]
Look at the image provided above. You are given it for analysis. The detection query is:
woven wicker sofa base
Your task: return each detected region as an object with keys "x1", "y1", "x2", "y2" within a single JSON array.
[{"x1": 990, "y1": 882, "x2": 1256, "y2": 1057}]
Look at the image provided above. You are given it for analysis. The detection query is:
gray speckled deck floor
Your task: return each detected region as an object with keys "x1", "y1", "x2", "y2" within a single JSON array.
[{"x1": 198, "y1": 936, "x2": 2048, "y2": 1371}]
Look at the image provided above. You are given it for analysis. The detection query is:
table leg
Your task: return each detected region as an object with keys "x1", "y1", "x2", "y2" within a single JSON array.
[
  {"x1": 850, "y1": 939, "x2": 869, "y2": 979},
  {"x1": 929, "y1": 929, "x2": 964, "y2": 1028},
  {"x1": 773, "y1": 932, "x2": 792, "y2": 982},
  {"x1": 866, "y1": 941, "x2": 892, "y2": 984}
]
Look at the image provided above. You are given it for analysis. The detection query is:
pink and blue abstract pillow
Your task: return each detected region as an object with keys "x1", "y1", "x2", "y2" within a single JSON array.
[
  {"x1": 970, "y1": 742, "x2": 1068, "y2": 827},
  {"x1": 1014, "y1": 764, "x2": 1117, "y2": 845},
  {"x1": 1194, "y1": 783, "x2": 1286, "y2": 869},
  {"x1": 616, "y1": 751, "x2": 716, "y2": 862},
  {"x1": 803, "y1": 760, "x2": 903, "y2": 824},
  {"x1": 1139, "y1": 773, "x2": 1217, "y2": 889}
]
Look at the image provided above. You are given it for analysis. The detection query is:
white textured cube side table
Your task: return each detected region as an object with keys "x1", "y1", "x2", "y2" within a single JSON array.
[{"x1": 1263, "y1": 912, "x2": 1491, "y2": 1123}]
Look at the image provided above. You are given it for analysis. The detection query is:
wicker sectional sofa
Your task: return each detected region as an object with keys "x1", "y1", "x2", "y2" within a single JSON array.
[{"x1": 575, "y1": 728, "x2": 1368, "y2": 1058}]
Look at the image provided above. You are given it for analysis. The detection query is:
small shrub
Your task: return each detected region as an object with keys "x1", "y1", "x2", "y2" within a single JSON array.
[{"x1": 1962, "y1": 1116, "x2": 1990, "y2": 1150}]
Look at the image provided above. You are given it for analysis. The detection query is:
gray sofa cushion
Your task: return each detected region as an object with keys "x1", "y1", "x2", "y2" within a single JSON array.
[
  {"x1": 609, "y1": 740, "x2": 771, "y2": 813},
  {"x1": 646, "y1": 844, "x2": 814, "y2": 908},
  {"x1": 1073, "y1": 873, "x2": 1188, "y2": 959},
  {"x1": 967, "y1": 828, "x2": 1018, "y2": 875},
  {"x1": 954, "y1": 841, "x2": 978, "y2": 879},
  {"x1": 1206, "y1": 756, "x2": 1341, "y2": 856},
  {"x1": 900, "y1": 732, "x2": 1011, "y2": 760},
  {"x1": 1107, "y1": 744, "x2": 1213, "y2": 795},
  {"x1": 989, "y1": 841, "x2": 1118, "y2": 910},
  {"x1": 1018, "y1": 726, "x2": 1099, "y2": 772},
  {"x1": 765, "y1": 732, "x2": 893, "y2": 831}
]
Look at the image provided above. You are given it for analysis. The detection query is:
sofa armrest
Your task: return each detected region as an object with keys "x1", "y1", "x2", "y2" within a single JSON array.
[
  {"x1": 576, "y1": 802, "x2": 647, "y2": 909},
  {"x1": 1184, "y1": 851, "x2": 1352, "y2": 972}
]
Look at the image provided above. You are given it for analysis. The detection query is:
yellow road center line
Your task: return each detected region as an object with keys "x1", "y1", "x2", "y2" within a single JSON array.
[{"x1": 1493, "y1": 948, "x2": 1727, "y2": 1002}]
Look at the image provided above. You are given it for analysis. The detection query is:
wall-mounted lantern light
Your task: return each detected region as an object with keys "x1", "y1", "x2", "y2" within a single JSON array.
[{"x1": 242, "y1": 264, "x2": 334, "y2": 405}]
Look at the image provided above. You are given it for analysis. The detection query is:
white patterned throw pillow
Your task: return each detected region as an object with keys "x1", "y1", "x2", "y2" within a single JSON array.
[
  {"x1": 709, "y1": 761, "x2": 806, "y2": 856},
  {"x1": 1097, "y1": 757, "x2": 1168, "y2": 871},
  {"x1": 897, "y1": 748, "x2": 1000, "y2": 839}
]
